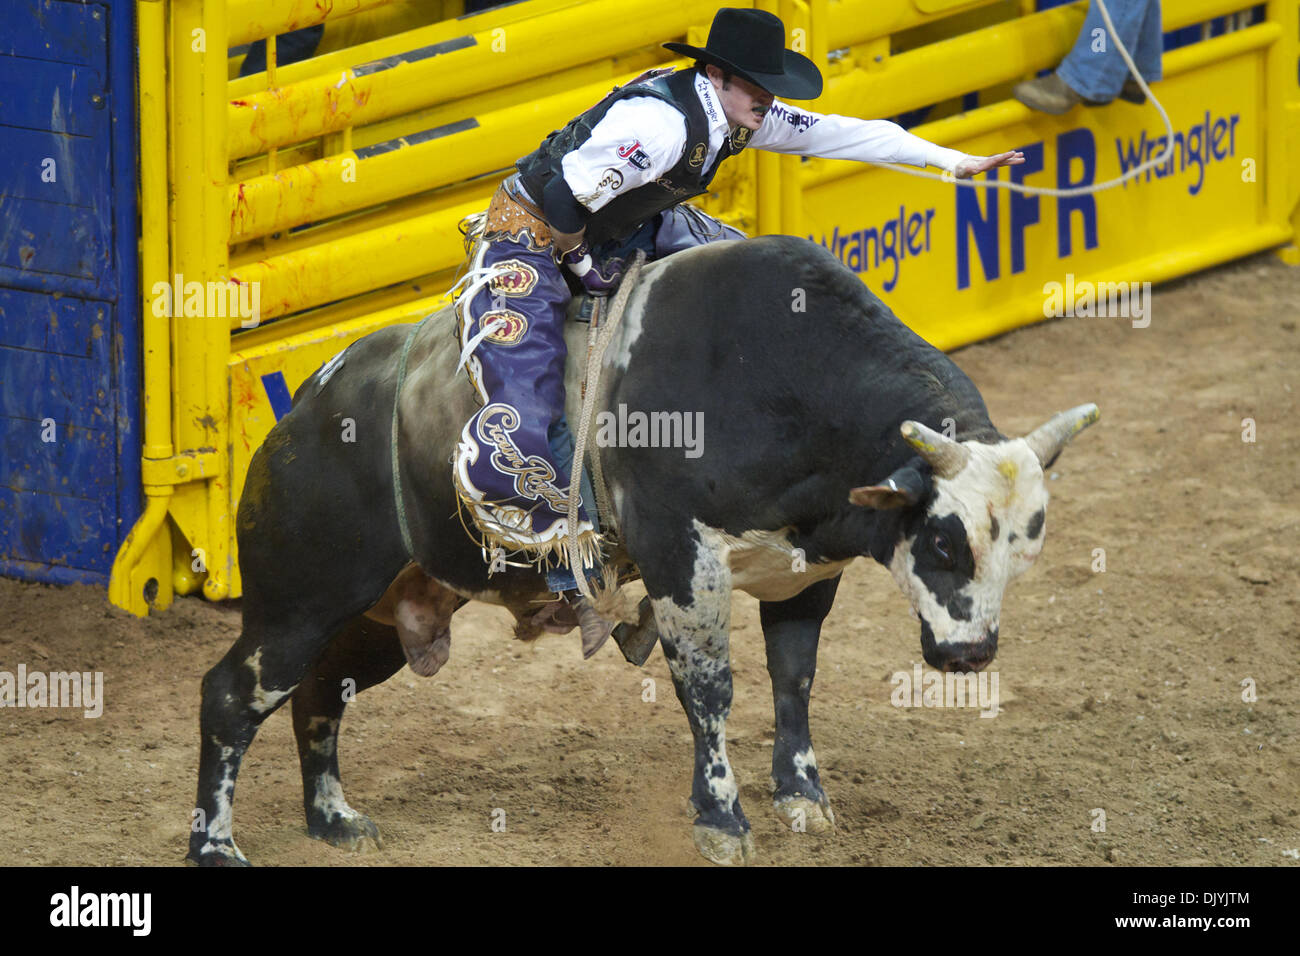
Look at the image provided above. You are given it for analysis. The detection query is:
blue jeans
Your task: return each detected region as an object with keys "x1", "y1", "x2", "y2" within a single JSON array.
[
  {"x1": 1057, "y1": 0, "x2": 1163, "y2": 101},
  {"x1": 543, "y1": 414, "x2": 601, "y2": 593}
]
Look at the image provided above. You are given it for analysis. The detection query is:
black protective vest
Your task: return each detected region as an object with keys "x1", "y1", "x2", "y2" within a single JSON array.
[{"x1": 516, "y1": 68, "x2": 747, "y2": 247}]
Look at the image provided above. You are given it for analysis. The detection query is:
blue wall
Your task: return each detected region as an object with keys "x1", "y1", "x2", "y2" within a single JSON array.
[{"x1": 0, "y1": 0, "x2": 140, "y2": 585}]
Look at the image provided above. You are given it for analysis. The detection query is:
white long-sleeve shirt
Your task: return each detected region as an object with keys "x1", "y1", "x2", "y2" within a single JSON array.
[{"x1": 558, "y1": 69, "x2": 966, "y2": 212}]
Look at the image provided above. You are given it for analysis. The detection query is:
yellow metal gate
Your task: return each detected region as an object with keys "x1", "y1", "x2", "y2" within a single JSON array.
[{"x1": 109, "y1": 0, "x2": 1300, "y2": 615}]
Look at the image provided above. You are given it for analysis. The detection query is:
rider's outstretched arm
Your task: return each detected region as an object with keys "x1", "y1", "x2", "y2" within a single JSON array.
[{"x1": 748, "y1": 100, "x2": 1024, "y2": 178}]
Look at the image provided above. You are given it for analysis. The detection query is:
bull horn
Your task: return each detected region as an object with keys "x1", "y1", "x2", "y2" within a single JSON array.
[
  {"x1": 900, "y1": 421, "x2": 971, "y2": 479},
  {"x1": 1023, "y1": 403, "x2": 1100, "y2": 466}
]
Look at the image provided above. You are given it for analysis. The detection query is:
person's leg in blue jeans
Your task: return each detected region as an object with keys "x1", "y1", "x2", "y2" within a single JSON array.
[
  {"x1": 1014, "y1": 0, "x2": 1162, "y2": 114},
  {"x1": 543, "y1": 414, "x2": 601, "y2": 594},
  {"x1": 1057, "y1": 0, "x2": 1162, "y2": 101}
]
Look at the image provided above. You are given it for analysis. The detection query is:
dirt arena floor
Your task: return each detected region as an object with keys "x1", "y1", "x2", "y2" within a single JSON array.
[{"x1": 1, "y1": 252, "x2": 1296, "y2": 867}]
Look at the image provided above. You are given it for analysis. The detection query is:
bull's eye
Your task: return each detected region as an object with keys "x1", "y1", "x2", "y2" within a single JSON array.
[{"x1": 931, "y1": 532, "x2": 953, "y2": 567}]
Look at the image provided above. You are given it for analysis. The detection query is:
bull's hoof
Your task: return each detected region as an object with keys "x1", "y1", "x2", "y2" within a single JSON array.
[
  {"x1": 309, "y1": 812, "x2": 384, "y2": 852},
  {"x1": 185, "y1": 841, "x2": 250, "y2": 867},
  {"x1": 773, "y1": 794, "x2": 837, "y2": 834},
  {"x1": 693, "y1": 824, "x2": 756, "y2": 866}
]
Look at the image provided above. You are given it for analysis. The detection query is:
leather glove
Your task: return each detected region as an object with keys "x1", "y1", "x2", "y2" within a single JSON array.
[{"x1": 560, "y1": 240, "x2": 624, "y2": 296}]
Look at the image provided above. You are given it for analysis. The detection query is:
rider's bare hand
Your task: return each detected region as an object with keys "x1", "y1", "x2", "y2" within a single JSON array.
[{"x1": 953, "y1": 151, "x2": 1026, "y2": 179}]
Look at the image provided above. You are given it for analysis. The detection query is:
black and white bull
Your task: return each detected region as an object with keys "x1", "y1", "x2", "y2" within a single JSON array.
[{"x1": 187, "y1": 235, "x2": 1097, "y2": 866}]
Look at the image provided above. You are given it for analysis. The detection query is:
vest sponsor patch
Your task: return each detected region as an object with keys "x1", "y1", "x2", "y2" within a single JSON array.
[
  {"x1": 688, "y1": 143, "x2": 706, "y2": 167},
  {"x1": 654, "y1": 177, "x2": 696, "y2": 196},
  {"x1": 488, "y1": 259, "x2": 539, "y2": 297},
  {"x1": 697, "y1": 75, "x2": 721, "y2": 124},
  {"x1": 625, "y1": 147, "x2": 651, "y2": 170},
  {"x1": 480, "y1": 308, "x2": 528, "y2": 345}
]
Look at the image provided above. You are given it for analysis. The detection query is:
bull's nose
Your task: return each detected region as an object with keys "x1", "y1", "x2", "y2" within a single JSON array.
[{"x1": 920, "y1": 623, "x2": 999, "y2": 672}]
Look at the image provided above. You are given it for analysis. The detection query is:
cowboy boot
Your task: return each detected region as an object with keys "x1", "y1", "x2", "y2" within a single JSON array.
[
  {"x1": 566, "y1": 591, "x2": 615, "y2": 659},
  {"x1": 1083, "y1": 77, "x2": 1148, "y2": 108},
  {"x1": 1118, "y1": 77, "x2": 1146, "y2": 104},
  {"x1": 546, "y1": 560, "x2": 614, "y2": 658},
  {"x1": 1011, "y1": 72, "x2": 1084, "y2": 115}
]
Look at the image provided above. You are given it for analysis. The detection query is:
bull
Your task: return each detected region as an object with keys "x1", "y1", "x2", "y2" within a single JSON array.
[{"x1": 186, "y1": 235, "x2": 1097, "y2": 866}]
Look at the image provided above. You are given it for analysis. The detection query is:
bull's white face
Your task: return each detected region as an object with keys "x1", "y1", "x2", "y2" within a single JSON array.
[{"x1": 888, "y1": 439, "x2": 1049, "y2": 672}]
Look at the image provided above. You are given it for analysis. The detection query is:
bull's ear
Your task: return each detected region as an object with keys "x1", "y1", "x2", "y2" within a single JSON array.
[{"x1": 849, "y1": 465, "x2": 928, "y2": 510}]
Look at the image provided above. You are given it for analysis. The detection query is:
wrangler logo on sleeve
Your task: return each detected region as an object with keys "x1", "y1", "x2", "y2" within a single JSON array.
[{"x1": 768, "y1": 102, "x2": 819, "y2": 132}]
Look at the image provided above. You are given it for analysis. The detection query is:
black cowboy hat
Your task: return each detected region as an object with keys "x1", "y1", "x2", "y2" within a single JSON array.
[{"x1": 663, "y1": 7, "x2": 823, "y2": 100}]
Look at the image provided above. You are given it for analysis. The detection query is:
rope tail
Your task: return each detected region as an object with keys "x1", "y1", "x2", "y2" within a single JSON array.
[{"x1": 566, "y1": 251, "x2": 647, "y2": 601}]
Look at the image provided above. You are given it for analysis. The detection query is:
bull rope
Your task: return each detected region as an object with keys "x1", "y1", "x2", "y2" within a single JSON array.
[
  {"x1": 583, "y1": 305, "x2": 618, "y2": 539},
  {"x1": 869, "y1": 0, "x2": 1175, "y2": 197},
  {"x1": 566, "y1": 250, "x2": 647, "y2": 602}
]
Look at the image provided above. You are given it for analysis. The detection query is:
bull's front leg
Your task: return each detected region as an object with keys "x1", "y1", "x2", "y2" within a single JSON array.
[
  {"x1": 650, "y1": 545, "x2": 754, "y2": 866},
  {"x1": 760, "y1": 574, "x2": 840, "y2": 835}
]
